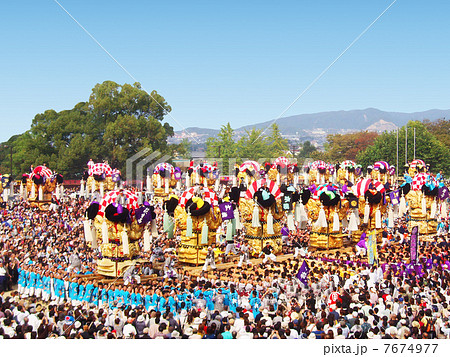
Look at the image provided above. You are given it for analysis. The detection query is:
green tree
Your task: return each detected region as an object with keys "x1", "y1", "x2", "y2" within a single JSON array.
[
  {"x1": 296, "y1": 141, "x2": 318, "y2": 159},
  {"x1": 236, "y1": 129, "x2": 270, "y2": 161},
  {"x1": 424, "y1": 118, "x2": 450, "y2": 149},
  {"x1": 4, "y1": 81, "x2": 173, "y2": 178},
  {"x1": 267, "y1": 123, "x2": 289, "y2": 157},
  {"x1": 206, "y1": 123, "x2": 237, "y2": 173},
  {"x1": 357, "y1": 121, "x2": 450, "y2": 175}
]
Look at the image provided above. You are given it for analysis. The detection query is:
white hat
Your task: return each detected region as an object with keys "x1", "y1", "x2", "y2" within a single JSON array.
[
  {"x1": 137, "y1": 315, "x2": 145, "y2": 323},
  {"x1": 172, "y1": 330, "x2": 181, "y2": 339},
  {"x1": 367, "y1": 331, "x2": 375, "y2": 339},
  {"x1": 199, "y1": 311, "x2": 207, "y2": 319},
  {"x1": 184, "y1": 327, "x2": 193, "y2": 336},
  {"x1": 74, "y1": 321, "x2": 81, "y2": 329}
]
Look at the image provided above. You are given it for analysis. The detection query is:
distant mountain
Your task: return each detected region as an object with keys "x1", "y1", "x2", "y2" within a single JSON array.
[
  {"x1": 170, "y1": 108, "x2": 450, "y2": 144},
  {"x1": 235, "y1": 108, "x2": 450, "y2": 132}
]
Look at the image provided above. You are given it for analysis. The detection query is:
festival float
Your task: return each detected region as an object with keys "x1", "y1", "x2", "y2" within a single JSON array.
[
  {"x1": 186, "y1": 161, "x2": 220, "y2": 190},
  {"x1": 352, "y1": 178, "x2": 388, "y2": 243},
  {"x1": 23, "y1": 166, "x2": 63, "y2": 210},
  {"x1": 150, "y1": 162, "x2": 181, "y2": 200},
  {"x1": 174, "y1": 187, "x2": 222, "y2": 265},
  {"x1": 265, "y1": 157, "x2": 299, "y2": 186},
  {"x1": 308, "y1": 160, "x2": 330, "y2": 185},
  {"x1": 84, "y1": 189, "x2": 156, "y2": 277},
  {"x1": 406, "y1": 172, "x2": 438, "y2": 234},
  {"x1": 239, "y1": 179, "x2": 284, "y2": 255},
  {"x1": 336, "y1": 160, "x2": 362, "y2": 185},
  {"x1": 407, "y1": 159, "x2": 427, "y2": 177},
  {"x1": 0, "y1": 174, "x2": 12, "y2": 205},
  {"x1": 307, "y1": 183, "x2": 349, "y2": 249},
  {"x1": 236, "y1": 160, "x2": 261, "y2": 188},
  {"x1": 82, "y1": 161, "x2": 121, "y2": 198},
  {"x1": 369, "y1": 161, "x2": 395, "y2": 184}
]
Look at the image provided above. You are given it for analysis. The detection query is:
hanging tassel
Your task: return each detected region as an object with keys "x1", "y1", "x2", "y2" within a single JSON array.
[
  {"x1": 234, "y1": 208, "x2": 242, "y2": 230},
  {"x1": 294, "y1": 203, "x2": 301, "y2": 223},
  {"x1": 201, "y1": 219, "x2": 209, "y2": 244},
  {"x1": 38, "y1": 186, "x2": 43, "y2": 201},
  {"x1": 232, "y1": 175, "x2": 237, "y2": 187},
  {"x1": 60, "y1": 184, "x2": 64, "y2": 198},
  {"x1": 245, "y1": 176, "x2": 249, "y2": 188},
  {"x1": 304, "y1": 173, "x2": 309, "y2": 185},
  {"x1": 151, "y1": 219, "x2": 158, "y2": 237},
  {"x1": 440, "y1": 201, "x2": 448, "y2": 219},
  {"x1": 363, "y1": 201, "x2": 370, "y2": 224},
  {"x1": 332, "y1": 211, "x2": 340, "y2": 232},
  {"x1": 19, "y1": 183, "x2": 23, "y2": 198},
  {"x1": 143, "y1": 229, "x2": 151, "y2": 252},
  {"x1": 393, "y1": 204, "x2": 399, "y2": 219},
  {"x1": 163, "y1": 212, "x2": 170, "y2": 232},
  {"x1": 122, "y1": 228, "x2": 129, "y2": 255},
  {"x1": 167, "y1": 218, "x2": 174, "y2": 239},
  {"x1": 226, "y1": 220, "x2": 233, "y2": 240},
  {"x1": 91, "y1": 226, "x2": 98, "y2": 249},
  {"x1": 176, "y1": 180, "x2": 181, "y2": 191},
  {"x1": 341, "y1": 217, "x2": 348, "y2": 229},
  {"x1": 31, "y1": 183, "x2": 36, "y2": 199},
  {"x1": 23, "y1": 185, "x2": 27, "y2": 200},
  {"x1": 294, "y1": 174, "x2": 298, "y2": 187},
  {"x1": 157, "y1": 174, "x2": 161, "y2": 188},
  {"x1": 165, "y1": 178, "x2": 169, "y2": 194},
  {"x1": 102, "y1": 219, "x2": 109, "y2": 244},
  {"x1": 251, "y1": 203, "x2": 260, "y2": 227},
  {"x1": 430, "y1": 199, "x2": 437, "y2": 218},
  {"x1": 56, "y1": 184, "x2": 60, "y2": 200},
  {"x1": 348, "y1": 212, "x2": 358, "y2": 231},
  {"x1": 146, "y1": 175, "x2": 151, "y2": 191},
  {"x1": 83, "y1": 220, "x2": 92, "y2": 242},
  {"x1": 316, "y1": 206, "x2": 328, "y2": 228},
  {"x1": 375, "y1": 209, "x2": 382, "y2": 229},
  {"x1": 100, "y1": 182, "x2": 104, "y2": 197},
  {"x1": 79, "y1": 180, "x2": 85, "y2": 197},
  {"x1": 388, "y1": 207, "x2": 394, "y2": 228},
  {"x1": 316, "y1": 172, "x2": 320, "y2": 184},
  {"x1": 231, "y1": 218, "x2": 236, "y2": 236},
  {"x1": 299, "y1": 202, "x2": 308, "y2": 223},
  {"x1": 203, "y1": 177, "x2": 207, "y2": 186},
  {"x1": 186, "y1": 212, "x2": 193, "y2": 238},
  {"x1": 287, "y1": 212, "x2": 295, "y2": 231},
  {"x1": 267, "y1": 209, "x2": 274, "y2": 234},
  {"x1": 399, "y1": 194, "x2": 407, "y2": 216},
  {"x1": 219, "y1": 186, "x2": 226, "y2": 199},
  {"x1": 421, "y1": 195, "x2": 427, "y2": 216},
  {"x1": 214, "y1": 179, "x2": 219, "y2": 192},
  {"x1": 186, "y1": 173, "x2": 190, "y2": 189}
]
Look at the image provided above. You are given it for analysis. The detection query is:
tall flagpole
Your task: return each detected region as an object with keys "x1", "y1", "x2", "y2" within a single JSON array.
[
  {"x1": 396, "y1": 128, "x2": 399, "y2": 179},
  {"x1": 414, "y1": 127, "x2": 416, "y2": 159},
  {"x1": 405, "y1": 125, "x2": 408, "y2": 165}
]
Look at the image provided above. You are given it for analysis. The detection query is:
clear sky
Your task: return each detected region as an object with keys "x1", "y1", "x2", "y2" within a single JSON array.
[{"x1": 1, "y1": 0, "x2": 449, "y2": 142}]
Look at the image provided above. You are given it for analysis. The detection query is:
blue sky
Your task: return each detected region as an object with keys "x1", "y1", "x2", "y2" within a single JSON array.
[{"x1": 1, "y1": 0, "x2": 449, "y2": 142}]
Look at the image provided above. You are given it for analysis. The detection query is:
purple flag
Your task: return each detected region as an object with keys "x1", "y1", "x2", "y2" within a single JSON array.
[
  {"x1": 296, "y1": 261, "x2": 310, "y2": 286},
  {"x1": 410, "y1": 226, "x2": 419, "y2": 264},
  {"x1": 389, "y1": 190, "x2": 400, "y2": 206},
  {"x1": 219, "y1": 202, "x2": 234, "y2": 220}
]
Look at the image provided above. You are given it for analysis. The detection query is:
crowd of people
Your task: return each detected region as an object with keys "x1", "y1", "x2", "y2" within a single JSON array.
[{"x1": 0, "y1": 185, "x2": 450, "y2": 340}]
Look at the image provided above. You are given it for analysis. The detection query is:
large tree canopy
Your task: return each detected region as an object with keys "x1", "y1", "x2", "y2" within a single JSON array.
[
  {"x1": 2, "y1": 81, "x2": 174, "y2": 178},
  {"x1": 356, "y1": 121, "x2": 450, "y2": 175}
]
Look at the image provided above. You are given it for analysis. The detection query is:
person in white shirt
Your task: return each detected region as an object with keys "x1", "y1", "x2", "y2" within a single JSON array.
[{"x1": 122, "y1": 318, "x2": 137, "y2": 338}]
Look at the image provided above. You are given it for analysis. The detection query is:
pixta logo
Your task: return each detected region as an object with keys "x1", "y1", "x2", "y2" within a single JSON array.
[{"x1": 125, "y1": 149, "x2": 171, "y2": 185}]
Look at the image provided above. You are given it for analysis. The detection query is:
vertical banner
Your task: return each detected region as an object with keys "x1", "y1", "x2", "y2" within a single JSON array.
[
  {"x1": 367, "y1": 230, "x2": 378, "y2": 265},
  {"x1": 410, "y1": 225, "x2": 419, "y2": 264},
  {"x1": 296, "y1": 260, "x2": 310, "y2": 286}
]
